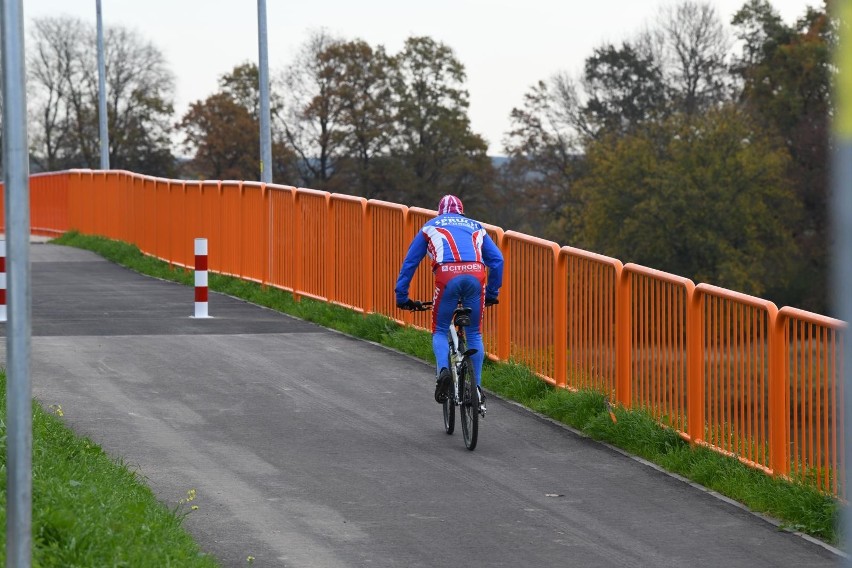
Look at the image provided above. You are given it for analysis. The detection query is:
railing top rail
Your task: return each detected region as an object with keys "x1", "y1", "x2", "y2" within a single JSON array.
[
  {"x1": 407, "y1": 206, "x2": 436, "y2": 217},
  {"x1": 778, "y1": 305, "x2": 847, "y2": 329},
  {"x1": 503, "y1": 230, "x2": 561, "y2": 255},
  {"x1": 294, "y1": 187, "x2": 330, "y2": 199},
  {"x1": 695, "y1": 282, "x2": 777, "y2": 313},
  {"x1": 367, "y1": 199, "x2": 408, "y2": 211},
  {"x1": 624, "y1": 262, "x2": 694, "y2": 290},
  {"x1": 561, "y1": 246, "x2": 623, "y2": 271},
  {"x1": 330, "y1": 193, "x2": 368, "y2": 205},
  {"x1": 266, "y1": 183, "x2": 296, "y2": 193}
]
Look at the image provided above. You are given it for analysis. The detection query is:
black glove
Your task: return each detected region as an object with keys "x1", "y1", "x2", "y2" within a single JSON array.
[
  {"x1": 485, "y1": 296, "x2": 499, "y2": 307},
  {"x1": 397, "y1": 299, "x2": 419, "y2": 311}
]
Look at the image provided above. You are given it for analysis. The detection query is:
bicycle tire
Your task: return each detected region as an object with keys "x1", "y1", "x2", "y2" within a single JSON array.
[
  {"x1": 443, "y1": 350, "x2": 455, "y2": 434},
  {"x1": 460, "y1": 356, "x2": 478, "y2": 450}
]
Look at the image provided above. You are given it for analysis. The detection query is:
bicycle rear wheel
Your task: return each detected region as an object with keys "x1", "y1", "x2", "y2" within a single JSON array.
[
  {"x1": 443, "y1": 352, "x2": 455, "y2": 434},
  {"x1": 442, "y1": 392, "x2": 455, "y2": 434},
  {"x1": 460, "y1": 357, "x2": 479, "y2": 450}
]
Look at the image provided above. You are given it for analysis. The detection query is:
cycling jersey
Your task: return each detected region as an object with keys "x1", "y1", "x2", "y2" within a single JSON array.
[{"x1": 394, "y1": 213, "x2": 504, "y2": 305}]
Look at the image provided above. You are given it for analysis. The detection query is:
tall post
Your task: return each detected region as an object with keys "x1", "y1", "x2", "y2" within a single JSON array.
[
  {"x1": 96, "y1": 0, "x2": 110, "y2": 170},
  {"x1": 2, "y1": 0, "x2": 33, "y2": 564},
  {"x1": 257, "y1": 0, "x2": 273, "y2": 183},
  {"x1": 832, "y1": 0, "x2": 852, "y2": 561}
]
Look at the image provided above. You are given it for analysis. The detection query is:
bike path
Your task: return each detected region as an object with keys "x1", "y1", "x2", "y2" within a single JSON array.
[{"x1": 0, "y1": 243, "x2": 840, "y2": 567}]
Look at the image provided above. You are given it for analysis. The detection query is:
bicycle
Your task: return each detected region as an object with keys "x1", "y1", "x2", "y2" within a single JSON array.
[{"x1": 405, "y1": 300, "x2": 485, "y2": 451}]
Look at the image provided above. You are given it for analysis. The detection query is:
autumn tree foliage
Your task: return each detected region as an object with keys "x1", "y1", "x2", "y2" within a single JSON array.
[{"x1": 179, "y1": 63, "x2": 295, "y2": 181}]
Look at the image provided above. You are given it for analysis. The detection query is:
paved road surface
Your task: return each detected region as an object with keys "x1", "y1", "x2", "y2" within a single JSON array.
[{"x1": 0, "y1": 243, "x2": 841, "y2": 567}]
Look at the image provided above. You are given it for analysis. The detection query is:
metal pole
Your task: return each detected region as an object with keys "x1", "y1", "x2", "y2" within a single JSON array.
[
  {"x1": 1, "y1": 0, "x2": 33, "y2": 564},
  {"x1": 257, "y1": 0, "x2": 272, "y2": 183},
  {"x1": 834, "y1": 2, "x2": 852, "y2": 564},
  {"x1": 96, "y1": 0, "x2": 110, "y2": 170}
]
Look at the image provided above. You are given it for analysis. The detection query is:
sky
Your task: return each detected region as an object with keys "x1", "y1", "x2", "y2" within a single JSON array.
[{"x1": 25, "y1": 0, "x2": 819, "y2": 155}]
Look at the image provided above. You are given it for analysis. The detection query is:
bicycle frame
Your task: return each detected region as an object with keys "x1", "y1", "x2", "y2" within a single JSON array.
[{"x1": 447, "y1": 312, "x2": 477, "y2": 405}]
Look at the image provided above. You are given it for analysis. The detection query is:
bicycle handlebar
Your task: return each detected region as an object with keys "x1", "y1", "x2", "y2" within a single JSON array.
[
  {"x1": 402, "y1": 301, "x2": 433, "y2": 312},
  {"x1": 403, "y1": 300, "x2": 497, "y2": 312}
]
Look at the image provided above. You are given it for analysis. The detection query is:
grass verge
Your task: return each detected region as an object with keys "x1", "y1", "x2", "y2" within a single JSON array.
[
  {"x1": 49, "y1": 231, "x2": 843, "y2": 547},
  {"x1": 0, "y1": 370, "x2": 218, "y2": 566}
]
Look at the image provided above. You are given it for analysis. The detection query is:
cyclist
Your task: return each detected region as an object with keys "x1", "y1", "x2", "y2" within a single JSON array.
[{"x1": 395, "y1": 194, "x2": 504, "y2": 410}]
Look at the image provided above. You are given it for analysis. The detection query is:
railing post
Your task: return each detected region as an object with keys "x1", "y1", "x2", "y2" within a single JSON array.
[
  {"x1": 769, "y1": 310, "x2": 790, "y2": 477},
  {"x1": 261, "y1": 184, "x2": 269, "y2": 288},
  {"x1": 686, "y1": 284, "x2": 704, "y2": 443},
  {"x1": 614, "y1": 266, "x2": 631, "y2": 406},
  {"x1": 497, "y1": 236, "x2": 511, "y2": 360},
  {"x1": 553, "y1": 249, "x2": 568, "y2": 387},
  {"x1": 401, "y1": 207, "x2": 414, "y2": 326},
  {"x1": 326, "y1": 196, "x2": 336, "y2": 304},
  {"x1": 292, "y1": 189, "x2": 302, "y2": 301},
  {"x1": 362, "y1": 201, "x2": 373, "y2": 315}
]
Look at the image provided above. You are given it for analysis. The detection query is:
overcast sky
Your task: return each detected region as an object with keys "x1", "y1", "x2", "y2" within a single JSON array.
[{"x1": 26, "y1": 0, "x2": 818, "y2": 155}]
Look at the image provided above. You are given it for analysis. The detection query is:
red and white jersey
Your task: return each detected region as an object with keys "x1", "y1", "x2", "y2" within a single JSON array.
[{"x1": 395, "y1": 213, "x2": 504, "y2": 303}]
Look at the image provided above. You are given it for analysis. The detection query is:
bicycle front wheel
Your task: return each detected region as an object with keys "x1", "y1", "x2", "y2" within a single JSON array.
[{"x1": 460, "y1": 357, "x2": 478, "y2": 450}]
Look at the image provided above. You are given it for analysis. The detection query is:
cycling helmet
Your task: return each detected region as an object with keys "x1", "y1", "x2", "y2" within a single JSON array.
[{"x1": 437, "y1": 195, "x2": 464, "y2": 215}]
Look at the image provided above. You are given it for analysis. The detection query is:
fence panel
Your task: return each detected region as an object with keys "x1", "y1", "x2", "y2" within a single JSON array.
[
  {"x1": 176, "y1": 181, "x2": 203, "y2": 269},
  {"x1": 240, "y1": 182, "x2": 266, "y2": 283},
  {"x1": 623, "y1": 264, "x2": 693, "y2": 434},
  {"x1": 29, "y1": 172, "x2": 69, "y2": 236},
  {"x1": 695, "y1": 284, "x2": 776, "y2": 474},
  {"x1": 481, "y1": 224, "x2": 505, "y2": 360},
  {"x1": 563, "y1": 247, "x2": 622, "y2": 396},
  {"x1": 267, "y1": 185, "x2": 296, "y2": 291},
  {"x1": 503, "y1": 231, "x2": 561, "y2": 384},
  {"x1": 405, "y1": 208, "x2": 438, "y2": 331},
  {"x1": 329, "y1": 194, "x2": 368, "y2": 311},
  {"x1": 294, "y1": 188, "x2": 330, "y2": 301},
  {"x1": 778, "y1": 307, "x2": 846, "y2": 496},
  {"x1": 368, "y1": 200, "x2": 407, "y2": 322},
  {"x1": 216, "y1": 181, "x2": 242, "y2": 277}
]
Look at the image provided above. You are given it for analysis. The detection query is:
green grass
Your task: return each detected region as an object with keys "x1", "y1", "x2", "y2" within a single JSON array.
[
  {"x1": 48, "y1": 231, "x2": 843, "y2": 547},
  {"x1": 0, "y1": 371, "x2": 218, "y2": 566}
]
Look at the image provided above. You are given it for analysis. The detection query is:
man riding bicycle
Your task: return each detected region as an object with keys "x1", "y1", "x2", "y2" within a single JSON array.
[{"x1": 395, "y1": 195, "x2": 504, "y2": 410}]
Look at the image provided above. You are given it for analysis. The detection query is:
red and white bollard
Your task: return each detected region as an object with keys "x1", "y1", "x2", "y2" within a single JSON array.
[
  {"x1": 193, "y1": 238, "x2": 211, "y2": 318},
  {"x1": 0, "y1": 239, "x2": 6, "y2": 323}
]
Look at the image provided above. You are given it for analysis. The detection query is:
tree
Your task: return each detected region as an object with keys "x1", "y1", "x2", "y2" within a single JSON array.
[
  {"x1": 179, "y1": 93, "x2": 259, "y2": 180},
  {"x1": 499, "y1": 74, "x2": 585, "y2": 239},
  {"x1": 28, "y1": 17, "x2": 86, "y2": 172},
  {"x1": 179, "y1": 64, "x2": 296, "y2": 181},
  {"x1": 28, "y1": 16, "x2": 177, "y2": 175},
  {"x1": 577, "y1": 105, "x2": 799, "y2": 299},
  {"x1": 732, "y1": 0, "x2": 833, "y2": 311},
  {"x1": 651, "y1": 1, "x2": 730, "y2": 115},
  {"x1": 318, "y1": 39, "x2": 395, "y2": 198},
  {"x1": 581, "y1": 41, "x2": 669, "y2": 137},
  {"x1": 388, "y1": 36, "x2": 492, "y2": 213},
  {"x1": 278, "y1": 30, "x2": 348, "y2": 188}
]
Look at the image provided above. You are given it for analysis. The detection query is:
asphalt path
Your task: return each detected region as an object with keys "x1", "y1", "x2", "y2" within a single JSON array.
[{"x1": 0, "y1": 243, "x2": 842, "y2": 567}]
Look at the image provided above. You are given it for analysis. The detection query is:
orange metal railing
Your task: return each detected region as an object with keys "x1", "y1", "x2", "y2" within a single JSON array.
[
  {"x1": 5, "y1": 169, "x2": 848, "y2": 496},
  {"x1": 777, "y1": 307, "x2": 846, "y2": 494}
]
